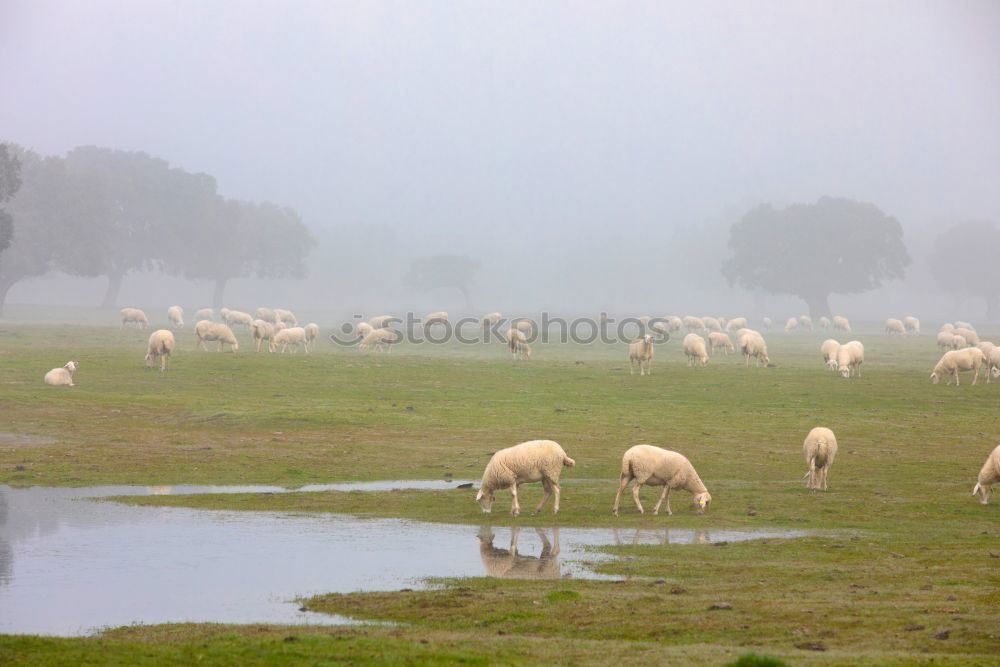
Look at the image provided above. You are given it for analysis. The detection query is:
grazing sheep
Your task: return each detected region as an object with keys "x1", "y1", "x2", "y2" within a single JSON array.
[
  {"x1": 930, "y1": 347, "x2": 984, "y2": 386},
  {"x1": 785, "y1": 317, "x2": 798, "y2": 333},
  {"x1": 355, "y1": 322, "x2": 374, "y2": 339},
  {"x1": 665, "y1": 315, "x2": 683, "y2": 332},
  {"x1": 513, "y1": 319, "x2": 533, "y2": 334},
  {"x1": 43, "y1": 361, "x2": 78, "y2": 387},
  {"x1": 194, "y1": 320, "x2": 240, "y2": 352},
  {"x1": 739, "y1": 331, "x2": 770, "y2": 368},
  {"x1": 120, "y1": 308, "x2": 149, "y2": 330},
  {"x1": 952, "y1": 334, "x2": 968, "y2": 350},
  {"x1": 512, "y1": 341, "x2": 532, "y2": 360},
  {"x1": 803, "y1": 427, "x2": 838, "y2": 491},
  {"x1": 761, "y1": 317, "x2": 773, "y2": 331},
  {"x1": 359, "y1": 327, "x2": 396, "y2": 353},
  {"x1": 683, "y1": 333, "x2": 709, "y2": 367},
  {"x1": 166, "y1": 306, "x2": 184, "y2": 329},
  {"x1": 953, "y1": 327, "x2": 979, "y2": 346},
  {"x1": 955, "y1": 320, "x2": 976, "y2": 332},
  {"x1": 612, "y1": 445, "x2": 711, "y2": 516},
  {"x1": 972, "y1": 444, "x2": 1000, "y2": 505},
  {"x1": 702, "y1": 316, "x2": 722, "y2": 332},
  {"x1": 836, "y1": 341, "x2": 864, "y2": 378},
  {"x1": 144, "y1": 329, "x2": 175, "y2": 371},
  {"x1": 476, "y1": 440, "x2": 576, "y2": 517},
  {"x1": 274, "y1": 308, "x2": 297, "y2": 326},
  {"x1": 818, "y1": 316, "x2": 831, "y2": 330},
  {"x1": 304, "y1": 322, "x2": 319, "y2": 344},
  {"x1": 903, "y1": 316, "x2": 920, "y2": 334},
  {"x1": 885, "y1": 318, "x2": 906, "y2": 336},
  {"x1": 255, "y1": 307, "x2": 278, "y2": 324},
  {"x1": 937, "y1": 331, "x2": 957, "y2": 350},
  {"x1": 251, "y1": 319, "x2": 277, "y2": 352},
  {"x1": 194, "y1": 308, "x2": 214, "y2": 322},
  {"x1": 628, "y1": 334, "x2": 655, "y2": 375},
  {"x1": 708, "y1": 331, "x2": 734, "y2": 356},
  {"x1": 832, "y1": 315, "x2": 851, "y2": 333},
  {"x1": 988, "y1": 348, "x2": 1000, "y2": 384},
  {"x1": 482, "y1": 312, "x2": 502, "y2": 328},
  {"x1": 506, "y1": 328, "x2": 531, "y2": 359},
  {"x1": 726, "y1": 317, "x2": 748, "y2": 332},
  {"x1": 798, "y1": 315, "x2": 813, "y2": 331},
  {"x1": 222, "y1": 309, "x2": 254, "y2": 328},
  {"x1": 977, "y1": 341, "x2": 995, "y2": 368},
  {"x1": 682, "y1": 315, "x2": 705, "y2": 332},
  {"x1": 821, "y1": 339, "x2": 841, "y2": 371},
  {"x1": 274, "y1": 326, "x2": 309, "y2": 353},
  {"x1": 368, "y1": 314, "x2": 396, "y2": 329},
  {"x1": 273, "y1": 321, "x2": 287, "y2": 333}
]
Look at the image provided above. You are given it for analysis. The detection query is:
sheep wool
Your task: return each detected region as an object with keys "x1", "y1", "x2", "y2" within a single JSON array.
[
  {"x1": 145, "y1": 330, "x2": 175, "y2": 371},
  {"x1": 612, "y1": 445, "x2": 712, "y2": 516},
  {"x1": 803, "y1": 427, "x2": 838, "y2": 490},
  {"x1": 44, "y1": 361, "x2": 78, "y2": 387},
  {"x1": 628, "y1": 335, "x2": 655, "y2": 375},
  {"x1": 972, "y1": 444, "x2": 1000, "y2": 505},
  {"x1": 195, "y1": 320, "x2": 240, "y2": 352},
  {"x1": 931, "y1": 347, "x2": 984, "y2": 386},
  {"x1": 476, "y1": 440, "x2": 576, "y2": 517}
]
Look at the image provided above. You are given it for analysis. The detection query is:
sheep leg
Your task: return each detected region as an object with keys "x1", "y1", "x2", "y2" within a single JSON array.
[
  {"x1": 629, "y1": 358, "x2": 635, "y2": 375},
  {"x1": 631, "y1": 481, "x2": 645, "y2": 514},
  {"x1": 303, "y1": 342, "x2": 310, "y2": 354},
  {"x1": 533, "y1": 479, "x2": 552, "y2": 515},
  {"x1": 510, "y1": 483, "x2": 520, "y2": 517},
  {"x1": 972, "y1": 366, "x2": 980, "y2": 386},
  {"x1": 552, "y1": 482, "x2": 561, "y2": 514},
  {"x1": 652, "y1": 486, "x2": 671, "y2": 515},
  {"x1": 954, "y1": 371, "x2": 960, "y2": 387},
  {"x1": 612, "y1": 475, "x2": 630, "y2": 516}
]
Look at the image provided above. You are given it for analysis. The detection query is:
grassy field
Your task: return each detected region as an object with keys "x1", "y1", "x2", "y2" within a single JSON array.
[{"x1": 2, "y1": 322, "x2": 999, "y2": 664}]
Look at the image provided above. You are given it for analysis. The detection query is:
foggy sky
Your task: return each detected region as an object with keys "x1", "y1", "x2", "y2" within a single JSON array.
[{"x1": 2, "y1": 1, "x2": 999, "y2": 317}]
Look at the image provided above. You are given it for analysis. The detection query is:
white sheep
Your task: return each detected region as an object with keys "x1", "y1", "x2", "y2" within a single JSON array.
[
  {"x1": 612, "y1": 445, "x2": 712, "y2": 516},
  {"x1": 988, "y1": 348, "x2": 1000, "y2": 384},
  {"x1": 803, "y1": 427, "x2": 838, "y2": 491},
  {"x1": 145, "y1": 329, "x2": 175, "y2": 371},
  {"x1": 359, "y1": 327, "x2": 396, "y2": 353},
  {"x1": 194, "y1": 320, "x2": 240, "y2": 352},
  {"x1": 708, "y1": 331, "x2": 734, "y2": 356},
  {"x1": 665, "y1": 315, "x2": 683, "y2": 332},
  {"x1": 513, "y1": 319, "x2": 533, "y2": 334},
  {"x1": 683, "y1": 333, "x2": 709, "y2": 367},
  {"x1": 628, "y1": 334, "x2": 654, "y2": 375},
  {"x1": 251, "y1": 319, "x2": 277, "y2": 353},
  {"x1": 43, "y1": 361, "x2": 78, "y2": 387},
  {"x1": 274, "y1": 308, "x2": 298, "y2": 326},
  {"x1": 638, "y1": 315, "x2": 652, "y2": 326},
  {"x1": 682, "y1": 315, "x2": 705, "y2": 332},
  {"x1": 274, "y1": 326, "x2": 309, "y2": 353},
  {"x1": 424, "y1": 311, "x2": 449, "y2": 327},
  {"x1": 821, "y1": 339, "x2": 841, "y2": 371},
  {"x1": 507, "y1": 328, "x2": 531, "y2": 360},
  {"x1": 304, "y1": 322, "x2": 320, "y2": 344},
  {"x1": 273, "y1": 321, "x2": 287, "y2": 332},
  {"x1": 355, "y1": 321, "x2": 374, "y2": 339},
  {"x1": 976, "y1": 341, "x2": 995, "y2": 369},
  {"x1": 482, "y1": 312, "x2": 502, "y2": 327},
  {"x1": 761, "y1": 317, "x2": 773, "y2": 331},
  {"x1": 903, "y1": 316, "x2": 920, "y2": 334},
  {"x1": 818, "y1": 316, "x2": 831, "y2": 330},
  {"x1": 930, "y1": 347, "x2": 984, "y2": 386},
  {"x1": 952, "y1": 334, "x2": 968, "y2": 350},
  {"x1": 836, "y1": 341, "x2": 864, "y2": 378},
  {"x1": 120, "y1": 308, "x2": 149, "y2": 330},
  {"x1": 739, "y1": 331, "x2": 770, "y2": 368},
  {"x1": 955, "y1": 320, "x2": 976, "y2": 332},
  {"x1": 832, "y1": 315, "x2": 851, "y2": 333},
  {"x1": 972, "y1": 444, "x2": 1000, "y2": 505},
  {"x1": 166, "y1": 306, "x2": 184, "y2": 329},
  {"x1": 726, "y1": 317, "x2": 748, "y2": 332},
  {"x1": 476, "y1": 439, "x2": 576, "y2": 516},
  {"x1": 937, "y1": 331, "x2": 957, "y2": 350},
  {"x1": 512, "y1": 341, "x2": 532, "y2": 360},
  {"x1": 194, "y1": 308, "x2": 214, "y2": 322},
  {"x1": 785, "y1": 317, "x2": 798, "y2": 333},
  {"x1": 885, "y1": 318, "x2": 906, "y2": 336},
  {"x1": 953, "y1": 327, "x2": 979, "y2": 346},
  {"x1": 702, "y1": 316, "x2": 722, "y2": 332},
  {"x1": 798, "y1": 315, "x2": 813, "y2": 331},
  {"x1": 255, "y1": 307, "x2": 278, "y2": 324},
  {"x1": 939, "y1": 322, "x2": 955, "y2": 333},
  {"x1": 223, "y1": 309, "x2": 254, "y2": 328},
  {"x1": 368, "y1": 314, "x2": 396, "y2": 329}
]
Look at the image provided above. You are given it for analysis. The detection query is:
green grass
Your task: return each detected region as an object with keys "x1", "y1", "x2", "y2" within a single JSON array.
[{"x1": 2, "y1": 322, "x2": 999, "y2": 664}]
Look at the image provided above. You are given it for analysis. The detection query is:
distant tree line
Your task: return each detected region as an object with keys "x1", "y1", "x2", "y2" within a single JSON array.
[{"x1": 0, "y1": 143, "x2": 315, "y2": 315}]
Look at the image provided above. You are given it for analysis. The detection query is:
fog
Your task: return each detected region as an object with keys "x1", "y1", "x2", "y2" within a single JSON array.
[{"x1": 2, "y1": 1, "x2": 999, "y2": 320}]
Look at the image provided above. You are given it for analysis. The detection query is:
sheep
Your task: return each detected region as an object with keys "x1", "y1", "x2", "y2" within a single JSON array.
[
  {"x1": 476, "y1": 439, "x2": 575, "y2": 516},
  {"x1": 976, "y1": 341, "x2": 995, "y2": 366},
  {"x1": 885, "y1": 318, "x2": 906, "y2": 336},
  {"x1": 650, "y1": 319, "x2": 672, "y2": 336},
  {"x1": 166, "y1": 306, "x2": 184, "y2": 329},
  {"x1": 952, "y1": 334, "x2": 968, "y2": 350},
  {"x1": 953, "y1": 327, "x2": 979, "y2": 346},
  {"x1": 424, "y1": 311, "x2": 449, "y2": 327},
  {"x1": 972, "y1": 444, "x2": 1000, "y2": 505},
  {"x1": 368, "y1": 314, "x2": 396, "y2": 329},
  {"x1": 144, "y1": 329, "x2": 175, "y2": 371},
  {"x1": 304, "y1": 322, "x2": 320, "y2": 344},
  {"x1": 359, "y1": 327, "x2": 396, "y2": 353},
  {"x1": 803, "y1": 427, "x2": 838, "y2": 491},
  {"x1": 785, "y1": 317, "x2": 798, "y2": 333},
  {"x1": 930, "y1": 347, "x2": 984, "y2": 386},
  {"x1": 638, "y1": 315, "x2": 652, "y2": 326},
  {"x1": 355, "y1": 322, "x2": 374, "y2": 339},
  {"x1": 273, "y1": 321, "x2": 287, "y2": 333},
  {"x1": 612, "y1": 445, "x2": 711, "y2": 516},
  {"x1": 761, "y1": 317, "x2": 773, "y2": 331},
  {"x1": 937, "y1": 331, "x2": 957, "y2": 350},
  {"x1": 251, "y1": 319, "x2": 277, "y2": 352},
  {"x1": 120, "y1": 308, "x2": 149, "y2": 330},
  {"x1": 821, "y1": 339, "x2": 841, "y2": 371},
  {"x1": 836, "y1": 341, "x2": 864, "y2": 378},
  {"x1": 43, "y1": 361, "x2": 78, "y2": 387},
  {"x1": 482, "y1": 312, "x2": 502, "y2": 328},
  {"x1": 903, "y1": 316, "x2": 920, "y2": 334},
  {"x1": 682, "y1": 315, "x2": 705, "y2": 332},
  {"x1": 222, "y1": 309, "x2": 254, "y2": 328},
  {"x1": 273, "y1": 326, "x2": 309, "y2": 353},
  {"x1": 507, "y1": 328, "x2": 528, "y2": 359},
  {"x1": 512, "y1": 341, "x2": 532, "y2": 361},
  {"x1": 683, "y1": 333, "x2": 709, "y2": 367},
  {"x1": 513, "y1": 319, "x2": 533, "y2": 334},
  {"x1": 194, "y1": 308, "x2": 214, "y2": 321},
  {"x1": 726, "y1": 317, "x2": 748, "y2": 332},
  {"x1": 194, "y1": 320, "x2": 240, "y2": 352},
  {"x1": 818, "y1": 316, "x2": 831, "y2": 330},
  {"x1": 702, "y1": 316, "x2": 722, "y2": 332},
  {"x1": 708, "y1": 331, "x2": 734, "y2": 356},
  {"x1": 988, "y1": 348, "x2": 1000, "y2": 384},
  {"x1": 255, "y1": 307, "x2": 278, "y2": 324},
  {"x1": 274, "y1": 308, "x2": 297, "y2": 326},
  {"x1": 940, "y1": 322, "x2": 955, "y2": 333},
  {"x1": 955, "y1": 320, "x2": 976, "y2": 332},
  {"x1": 740, "y1": 331, "x2": 770, "y2": 367},
  {"x1": 628, "y1": 334, "x2": 654, "y2": 375},
  {"x1": 664, "y1": 315, "x2": 683, "y2": 332},
  {"x1": 832, "y1": 315, "x2": 851, "y2": 333},
  {"x1": 798, "y1": 315, "x2": 813, "y2": 331}
]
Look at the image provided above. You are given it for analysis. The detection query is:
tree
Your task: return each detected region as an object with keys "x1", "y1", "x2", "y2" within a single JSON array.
[
  {"x1": 721, "y1": 197, "x2": 910, "y2": 318},
  {"x1": 404, "y1": 254, "x2": 480, "y2": 309},
  {"x1": 928, "y1": 221, "x2": 1000, "y2": 320},
  {"x1": 0, "y1": 143, "x2": 22, "y2": 255}
]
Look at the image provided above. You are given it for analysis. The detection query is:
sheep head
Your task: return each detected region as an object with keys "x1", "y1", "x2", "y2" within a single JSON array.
[
  {"x1": 839, "y1": 365, "x2": 851, "y2": 379},
  {"x1": 476, "y1": 488, "x2": 494, "y2": 513},
  {"x1": 824, "y1": 359, "x2": 837, "y2": 371},
  {"x1": 930, "y1": 371, "x2": 940, "y2": 385},
  {"x1": 65, "y1": 361, "x2": 78, "y2": 373},
  {"x1": 694, "y1": 491, "x2": 712, "y2": 514},
  {"x1": 973, "y1": 482, "x2": 991, "y2": 505}
]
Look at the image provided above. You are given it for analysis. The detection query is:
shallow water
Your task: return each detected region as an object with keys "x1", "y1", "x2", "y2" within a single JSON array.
[{"x1": 0, "y1": 484, "x2": 808, "y2": 636}]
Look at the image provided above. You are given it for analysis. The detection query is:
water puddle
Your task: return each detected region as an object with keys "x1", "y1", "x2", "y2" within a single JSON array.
[{"x1": 0, "y1": 484, "x2": 808, "y2": 636}]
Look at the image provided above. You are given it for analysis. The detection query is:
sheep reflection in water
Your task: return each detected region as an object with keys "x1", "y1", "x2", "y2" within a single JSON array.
[
  {"x1": 612, "y1": 528, "x2": 711, "y2": 545},
  {"x1": 477, "y1": 526, "x2": 561, "y2": 579}
]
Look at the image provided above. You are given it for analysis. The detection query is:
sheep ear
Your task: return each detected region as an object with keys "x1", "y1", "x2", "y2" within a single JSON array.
[{"x1": 972, "y1": 483, "x2": 981, "y2": 496}]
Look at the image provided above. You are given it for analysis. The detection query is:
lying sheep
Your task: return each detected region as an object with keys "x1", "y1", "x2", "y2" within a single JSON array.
[
  {"x1": 953, "y1": 327, "x2": 979, "y2": 346},
  {"x1": 44, "y1": 361, "x2": 78, "y2": 387},
  {"x1": 708, "y1": 331, "x2": 734, "y2": 356},
  {"x1": 832, "y1": 315, "x2": 851, "y2": 333},
  {"x1": 274, "y1": 326, "x2": 309, "y2": 353},
  {"x1": 803, "y1": 427, "x2": 838, "y2": 491},
  {"x1": 304, "y1": 322, "x2": 319, "y2": 344},
  {"x1": 223, "y1": 309, "x2": 253, "y2": 328},
  {"x1": 683, "y1": 333, "x2": 709, "y2": 367},
  {"x1": 740, "y1": 332, "x2": 770, "y2": 368},
  {"x1": 885, "y1": 318, "x2": 906, "y2": 336},
  {"x1": 785, "y1": 317, "x2": 798, "y2": 333},
  {"x1": 903, "y1": 316, "x2": 920, "y2": 335},
  {"x1": 761, "y1": 317, "x2": 772, "y2": 331},
  {"x1": 167, "y1": 306, "x2": 184, "y2": 329},
  {"x1": 359, "y1": 327, "x2": 396, "y2": 353},
  {"x1": 145, "y1": 329, "x2": 175, "y2": 371},
  {"x1": 120, "y1": 308, "x2": 149, "y2": 330},
  {"x1": 818, "y1": 316, "x2": 831, "y2": 330},
  {"x1": 255, "y1": 307, "x2": 278, "y2": 324},
  {"x1": 628, "y1": 334, "x2": 654, "y2": 375},
  {"x1": 931, "y1": 347, "x2": 984, "y2": 386},
  {"x1": 798, "y1": 315, "x2": 813, "y2": 331},
  {"x1": 726, "y1": 317, "x2": 748, "y2": 332},
  {"x1": 251, "y1": 319, "x2": 277, "y2": 352},
  {"x1": 821, "y1": 339, "x2": 841, "y2": 371},
  {"x1": 274, "y1": 308, "x2": 298, "y2": 326},
  {"x1": 194, "y1": 308, "x2": 213, "y2": 322},
  {"x1": 195, "y1": 320, "x2": 240, "y2": 352},
  {"x1": 612, "y1": 445, "x2": 711, "y2": 516},
  {"x1": 682, "y1": 315, "x2": 705, "y2": 332},
  {"x1": 702, "y1": 316, "x2": 722, "y2": 332},
  {"x1": 836, "y1": 341, "x2": 864, "y2": 378},
  {"x1": 988, "y1": 348, "x2": 1000, "y2": 384},
  {"x1": 476, "y1": 440, "x2": 575, "y2": 516},
  {"x1": 972, "y1": 444, "x2": 1000, "y2": 505}
]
